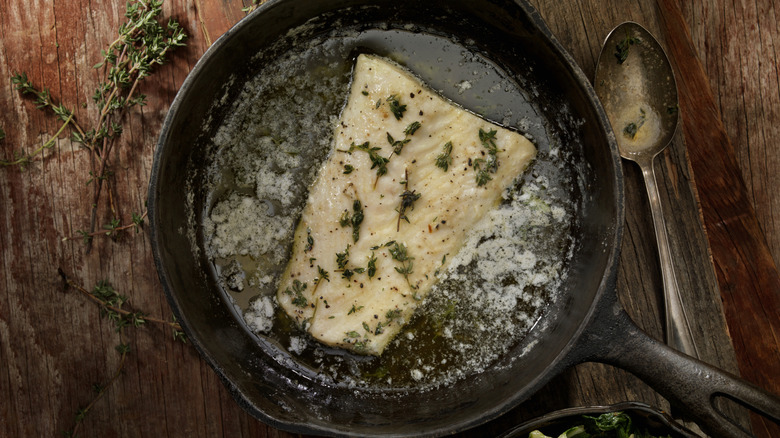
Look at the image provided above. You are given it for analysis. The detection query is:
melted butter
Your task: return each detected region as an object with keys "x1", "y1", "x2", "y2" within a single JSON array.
[
  {"x1": 198, "y1": 26, "x2": 581, "y2": 390},
  {"x1": 614, "y1": 102, "x2": 662, "y2": 153}
]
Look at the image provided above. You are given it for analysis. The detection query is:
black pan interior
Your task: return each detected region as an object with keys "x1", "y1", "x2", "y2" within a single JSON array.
[{"x1": 149, "y1": 0, "x2": 622, "y2": 435}]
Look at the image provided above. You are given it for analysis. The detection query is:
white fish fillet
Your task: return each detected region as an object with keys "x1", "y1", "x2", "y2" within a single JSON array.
[{"x1": 277, "y1": 54, "x2": 536, "y2": 355}]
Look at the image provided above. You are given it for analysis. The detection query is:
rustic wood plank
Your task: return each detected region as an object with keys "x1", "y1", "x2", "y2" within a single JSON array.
[
  {"x1": 680, "y1": 0, "x2": 780, "y2": 268},
  {"x1": 657, "y1": 1, "x2": 780, "y2": 436},
  {"x1": 0, "y1": 1, "x2": 272, "y2": 437}
]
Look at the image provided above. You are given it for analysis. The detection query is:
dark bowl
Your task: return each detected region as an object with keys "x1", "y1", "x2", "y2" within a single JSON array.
[{"x1": 498, "y1": 402, "x2": 699, "y2": 438}]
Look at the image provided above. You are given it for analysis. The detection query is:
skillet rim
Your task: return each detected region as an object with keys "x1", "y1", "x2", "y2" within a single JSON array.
[{"x1": 147, "y1": 0, "x2": 625, "y2": 435}]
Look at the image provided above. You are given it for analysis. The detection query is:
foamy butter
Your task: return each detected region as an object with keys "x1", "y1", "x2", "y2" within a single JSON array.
[
  {"x1": 276, "y1": 54, "x2": 536, "y2": 355},
  {"x1": 601, "y1": 51, "x2": 663, "y2": 153},
  {"x1": 614, "y1": 102, "x2": 662, "y2": 153}
]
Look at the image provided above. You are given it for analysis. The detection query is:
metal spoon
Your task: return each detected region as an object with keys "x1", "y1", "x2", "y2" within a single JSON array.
[{"x1": 594, "y1": 22, "x2": 700, "y2": 359}]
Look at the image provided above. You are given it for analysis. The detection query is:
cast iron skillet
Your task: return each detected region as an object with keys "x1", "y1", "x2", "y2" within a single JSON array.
[{"x1": 148, "y1": 0, "x2": 780, "y2": 436}]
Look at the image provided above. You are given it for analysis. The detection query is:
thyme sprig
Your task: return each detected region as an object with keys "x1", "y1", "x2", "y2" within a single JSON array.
[
  {"x1": 389, "y1": 242, "x2": 416, "y2": 289},
  {"x1": 339, "y1": 199, "x2": 364, "y2": 242},
  {"x1": 435, "y1": 141, "x2": 453, "y2": 171},
  {"x1": 2, "y1": 73, "x2": 83, "y2": 168},
  {"x1": 58, "y1": 269, "x2": 186, "y2": 438},
  {"x1": 336, "y1": 244, "x2": 351, "y2": 271},
  {"x1": 284, "y1": 279, "x2": 309, "y2": 308},
  {"x1": 4, "y1": 1, "x2": 186, "y2": 250},
  {"x1": 367, "y1": 252, "x2": 377, "y2": 278},
  {"x1": 81, "y1": 0, "x2": 186, "y2": 249},
  {"x1": 386, "y1": 94, "x2": 407, "y2": 120},
  {"x1": 386, "y1": 132, "x2": 410, "y2": 155},
  {"x1": 387, "y1": 120, "x2": 422, "y2": 156},
  {"x1": 59, "y1": 269, "x2": 184, "y2": 337},
  {"x1": 312, "y1": 265, "x2": 329, "y2": 294},
  {"x1": 474, "y1": 128, "x2": 499, "y2": 186},
  {"x1": 68, "y1": 210, "x2": 146, "y2": 244},
  {"x1": 317, "y1": 266, "x2": 330, "y2": 283},
  {"x1": 345, "y1": 141, "x2": 389, "y2": 180},
  {"x1": 64, "y1": 337, "x2": 129, "y2": 438},
  {"x1": 397, "y1": 169, "x2": 421, "y2": 231}
]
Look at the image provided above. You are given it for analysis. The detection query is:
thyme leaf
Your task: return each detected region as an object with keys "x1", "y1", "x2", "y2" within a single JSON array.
[
  {"x1": 398, "y1": 190, "x2": 421, "y2": 226},
  {"x1": 435, "y1": 141, "x2": 453, "y2": 171},
  {"x1": 474, "y1": 128, "x2": 499, "y2": 186},
  {"x1": 615, "y1": 31, "x2": 641, "y2": 64},
  {"x1": 304, "y1": 227, "x2": 314, "y2": 252},
  {"x1": 351, "y1": 200, "x2": 364, "y2": 243},
  {"x1": 348, "y1": 141, "x2": 389, "y2": 178},
  {"x1": 386, "y1": 94, "x2": 407, "y2": 120},
  {"x1": 386, "y1": 308, "x2": 403, "y2": 321},
  {"x1": 389, "y1": 242, "x2": 415, "y2": 288},
  {"x1": 284, "y1": 279, "x2": 308, "y2": 308},
  {"x1": 623, "y1": 108, "x2": 647, "y2": 139},
  {"x1": 367, "y1": 252, "x2": 377, "y2": 278},
  {"x1": 404, "y1": 121, "x2": 422, "y2": 136},
  {"x1": 339, "y1": 200, "x2": 364, "y2": 242},
  {"x1": 317, "y1": 266, "x2": 330, "y2": 283},
  {"x1": 387, "y1": 132, "x2": 411, "y2": 155},
  {"x1": 474, "y1": 158, "x2": 491, "y2": 186},
  {"x1": 396, "y1": 169, "x2": 421, "y2": 231},
  {"x1": 339, "y1": 211, "x2": 351, "y2": 227},
  {"x1": 336, "y1": 244, "x2": 351, "y2": 270}
]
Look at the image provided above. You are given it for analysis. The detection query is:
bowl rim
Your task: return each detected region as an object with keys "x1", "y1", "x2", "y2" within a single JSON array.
[{"x1": 497, "y1": 401, "x2": 699, "y2": 438}]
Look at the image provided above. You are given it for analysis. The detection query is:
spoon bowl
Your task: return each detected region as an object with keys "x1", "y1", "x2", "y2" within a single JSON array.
[
  {"x1": 594, "y1": 22, "x2": 699, "y2": 359},
  {"x1": 595, "y1": 22, "x2": 679, "y2": 160}
]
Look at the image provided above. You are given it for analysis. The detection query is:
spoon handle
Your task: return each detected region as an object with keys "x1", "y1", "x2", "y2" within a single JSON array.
[{"x1": 640, "y1": 159, "x2": 700, "y2": 359}]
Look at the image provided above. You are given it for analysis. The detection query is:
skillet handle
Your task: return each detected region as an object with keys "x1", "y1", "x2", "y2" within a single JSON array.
[{"x1": 574, "y1": 297, "x2": 780, "y2": 438}]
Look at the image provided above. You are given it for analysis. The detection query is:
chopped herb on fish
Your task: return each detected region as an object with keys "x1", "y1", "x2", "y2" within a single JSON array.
[
  {"x1": 386, "y1": 94, "x2": 407, "y2": 120},
  {"x1": 435, "y1": 141, "x2": 453, "y2": 171}
]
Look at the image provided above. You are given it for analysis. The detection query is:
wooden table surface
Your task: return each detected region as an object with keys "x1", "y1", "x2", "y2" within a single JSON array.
[{"x1": 1, "y1": 0, "x2": 778, "y2": 437}]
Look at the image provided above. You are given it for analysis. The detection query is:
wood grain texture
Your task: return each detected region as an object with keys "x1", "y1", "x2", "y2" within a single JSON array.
[
  {"x1": 0, "y1": 0, "x2": 773, "y2": 437},
  {"x1": 657, "y1": 1, "x2": 780, "y2": 436},
  {"x1": 679, "y1": 0, "x2": 780, "y2": 268}
]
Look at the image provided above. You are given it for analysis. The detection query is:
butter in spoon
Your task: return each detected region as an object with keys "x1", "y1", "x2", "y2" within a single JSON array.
[{"x1": 594, "y1": 22, "x2": 700, "y2": 359}]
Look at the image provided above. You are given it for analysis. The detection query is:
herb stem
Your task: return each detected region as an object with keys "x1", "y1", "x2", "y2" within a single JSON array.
[
  {"x1": 65, "y1": 211, "x2": 147, "y2": 242},
  {"x1": 0, "y1": 114, "x2": 74, "y2": 166},
  {"x1": 396, "y1": 169, "x2": 421, "y2": 231},
  {"x1": 68, "y1": 333, "x2": 128, "y2": 438},
  {"x1": 62, "y1": 270, "x2": 178, "y2": 328}
]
